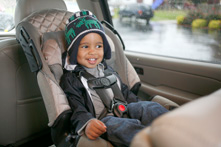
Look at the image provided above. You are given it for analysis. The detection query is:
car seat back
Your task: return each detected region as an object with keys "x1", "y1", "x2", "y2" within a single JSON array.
[
  {"x1": 0, "y1": 38, "x2": 49, "y2": 146},
  {"x1": 14, "y1": 0, "x2": 67, "y2": 27},
  {"x1": 0, "y1": 0, "x2": 67, "y2": 145},
  {"x1": 131, "y1": 88, "x2": 221, "y2": 147}
]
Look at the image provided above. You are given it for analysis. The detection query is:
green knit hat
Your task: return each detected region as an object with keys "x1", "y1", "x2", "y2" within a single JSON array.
[{"x1": 64, "y1": 10, "x2": 111, "y2": 70}]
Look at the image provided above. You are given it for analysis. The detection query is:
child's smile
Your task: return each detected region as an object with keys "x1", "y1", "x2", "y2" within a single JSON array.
[
  {"x1": 77, "y1": 33, "x2": 104, "y2": 68},
  {"x1": 88, "y1": 58, "x2": 97, "y2": 64}
]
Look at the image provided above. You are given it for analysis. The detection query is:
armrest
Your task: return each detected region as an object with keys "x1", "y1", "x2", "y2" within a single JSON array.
[{"x1": 151, "y1": 95, "x2": 179, "y2": 110}]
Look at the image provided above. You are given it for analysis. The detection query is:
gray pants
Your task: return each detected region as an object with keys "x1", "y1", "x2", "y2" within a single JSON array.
[{"x1": 101, "y1": 101, "x2": 168, "y2": 147}]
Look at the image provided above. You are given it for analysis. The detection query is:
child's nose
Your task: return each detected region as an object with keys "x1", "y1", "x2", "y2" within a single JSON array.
[{"x1": 88, "y1": 47, "x2": 96, "y2": 55}]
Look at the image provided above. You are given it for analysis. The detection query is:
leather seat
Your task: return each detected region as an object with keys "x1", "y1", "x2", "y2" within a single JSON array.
[
  {"x1": 0, "y1": 0, "x2": 67, "y2": 146},
  {"x1": 0, "y1": 38, "x2": 49, "y2": 146},
  {"x1": 131, "y1": 88, "x2": 221, "y2": 147}
]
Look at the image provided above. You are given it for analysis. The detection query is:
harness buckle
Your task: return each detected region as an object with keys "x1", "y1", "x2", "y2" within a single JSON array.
[{"x1": 112, "y1": 100, "x2": 127, "y2": 118}]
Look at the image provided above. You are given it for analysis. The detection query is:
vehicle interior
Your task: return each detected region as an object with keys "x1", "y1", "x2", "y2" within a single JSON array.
[{"x1": 0, "y1": 0, "x2": 220, "y2": 147}]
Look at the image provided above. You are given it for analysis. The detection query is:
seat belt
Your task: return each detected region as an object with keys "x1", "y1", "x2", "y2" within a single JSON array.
[{"x1": 80, "y1": 71, "x2": 127, "y2": 118}]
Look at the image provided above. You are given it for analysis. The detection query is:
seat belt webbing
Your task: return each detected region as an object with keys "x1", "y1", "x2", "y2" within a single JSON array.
[{"x1": 80, "y1": 71, "x2": 127, "y2": 111}]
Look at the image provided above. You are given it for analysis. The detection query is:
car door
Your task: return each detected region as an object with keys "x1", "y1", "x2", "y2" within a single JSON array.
[
  {"x1": 125, "y1": 50, "x2": 221, "y2": 105},
  {"x1": 76, "y1": 0, "x2": 221, "y2": 106}
]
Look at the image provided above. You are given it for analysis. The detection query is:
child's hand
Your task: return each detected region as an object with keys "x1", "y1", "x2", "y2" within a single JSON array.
[{"x1": 85, "y1": 119, "x2": 107, "y2": 140}]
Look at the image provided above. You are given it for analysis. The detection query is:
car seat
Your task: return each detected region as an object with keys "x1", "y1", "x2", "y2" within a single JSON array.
[
  {"x1": 15, "y1": 3, "x2": 179, "y2": 147},
  {"x1": 15, "y1": 8, "x2": 114, "y2": 147},
  {"x1": 130, "y1": 88, "x2": 221, "y2": 147}
]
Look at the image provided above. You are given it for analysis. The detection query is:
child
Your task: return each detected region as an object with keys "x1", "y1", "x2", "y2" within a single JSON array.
[{"x1": 60, "y1": 10, "x2": 168, "y2": 147}]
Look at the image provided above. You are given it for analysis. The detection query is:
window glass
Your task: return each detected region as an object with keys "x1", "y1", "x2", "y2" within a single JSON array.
[
  {"x1": 0, "y1": 0, "x2": 79, "y2": 34},
  {"x1": 108, "y1": 0, "x2": 221, "y2": 64},
  {"x1": 0, "y1": 0, "x2": 15, "y2": 33},
  {"x1": 64, "y1": 0, "x2": 80, "y2": 12}
]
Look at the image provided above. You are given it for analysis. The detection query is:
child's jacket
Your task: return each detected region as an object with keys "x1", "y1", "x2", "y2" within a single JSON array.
[{"x1": 60, "y1": 64, "x2": 139, "y2": 135}]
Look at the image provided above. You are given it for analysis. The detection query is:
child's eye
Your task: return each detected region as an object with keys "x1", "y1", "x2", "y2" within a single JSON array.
[
  {"x1": 96, "y1": 45, "x2": 103, "y2": 48},
  {"x1": 81, "y1": 45, "x2": 88, "y2": 49}
]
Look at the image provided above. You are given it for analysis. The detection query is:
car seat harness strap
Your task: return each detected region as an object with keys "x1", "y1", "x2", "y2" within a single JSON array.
[{"x1": 80, "y1": 71, "x2": 127, "y2": 118}]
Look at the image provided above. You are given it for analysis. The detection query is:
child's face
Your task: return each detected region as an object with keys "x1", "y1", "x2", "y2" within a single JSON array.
[{"x1": 77, "y1": 33, "x2": 104, "y2": 68}]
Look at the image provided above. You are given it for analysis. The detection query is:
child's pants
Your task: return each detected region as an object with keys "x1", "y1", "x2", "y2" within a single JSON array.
[{"x1": 101, "y1": 101, "x2": 168, "y2": 147}]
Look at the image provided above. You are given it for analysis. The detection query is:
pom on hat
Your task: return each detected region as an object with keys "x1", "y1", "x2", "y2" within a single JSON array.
[{"x1": 64, "y1": 10, "x2": 111, "y2": 70}]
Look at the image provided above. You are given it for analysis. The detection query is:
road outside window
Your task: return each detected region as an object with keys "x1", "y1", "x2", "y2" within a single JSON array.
[{"x1": 108, "y1": 0, "x2": 221, "y2": 64}]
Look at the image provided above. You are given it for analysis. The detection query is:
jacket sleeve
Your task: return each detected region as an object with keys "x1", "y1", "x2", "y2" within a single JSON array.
[{"x1": 60, "y1": 72, "x2": 95, "y2": 134}]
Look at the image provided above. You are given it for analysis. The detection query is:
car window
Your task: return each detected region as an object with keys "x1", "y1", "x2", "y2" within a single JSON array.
[
  {"x1": 0, "y1": 0, "x2": 79, "y2": 34},
  {"x1": 0, "y1": 0, "x2": 15, "y2": 34},
  {"x1": 125, "y1": 5, "x2": 130, "y2": 10},
  {"x1": 108, "y1": 0, "x2": 221, "y2": 64},
  {"x1": 64, "y1": 0, "x2": 79, "y2": 12}
]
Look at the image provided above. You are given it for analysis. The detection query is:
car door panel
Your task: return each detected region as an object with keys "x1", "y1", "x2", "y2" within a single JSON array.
[{"x1": 125, "y1": 51, "x2": 221, "y2": 105}]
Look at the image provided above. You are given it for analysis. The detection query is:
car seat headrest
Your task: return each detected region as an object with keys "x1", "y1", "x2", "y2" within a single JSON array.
[
  {"x1": 42, "y1": 31, "x2": 66, "y2": 53},
  {"x1": 14, "y1": 0, "x2": 67, "y2": 27},
  {"x1": 43, "y1": 40, "x2": 62, "y2": 66},
  {"x1": 105, "y1": 34, "x2": 116, "y2": 67},
  {"x1": 16, "y1": 9, "x2": 73, "y2": 42}
]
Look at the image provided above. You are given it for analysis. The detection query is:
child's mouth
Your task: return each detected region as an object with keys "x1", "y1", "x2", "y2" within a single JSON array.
[{"x1": 88, "y1": 58, "x2": 97, "y2": 64}]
